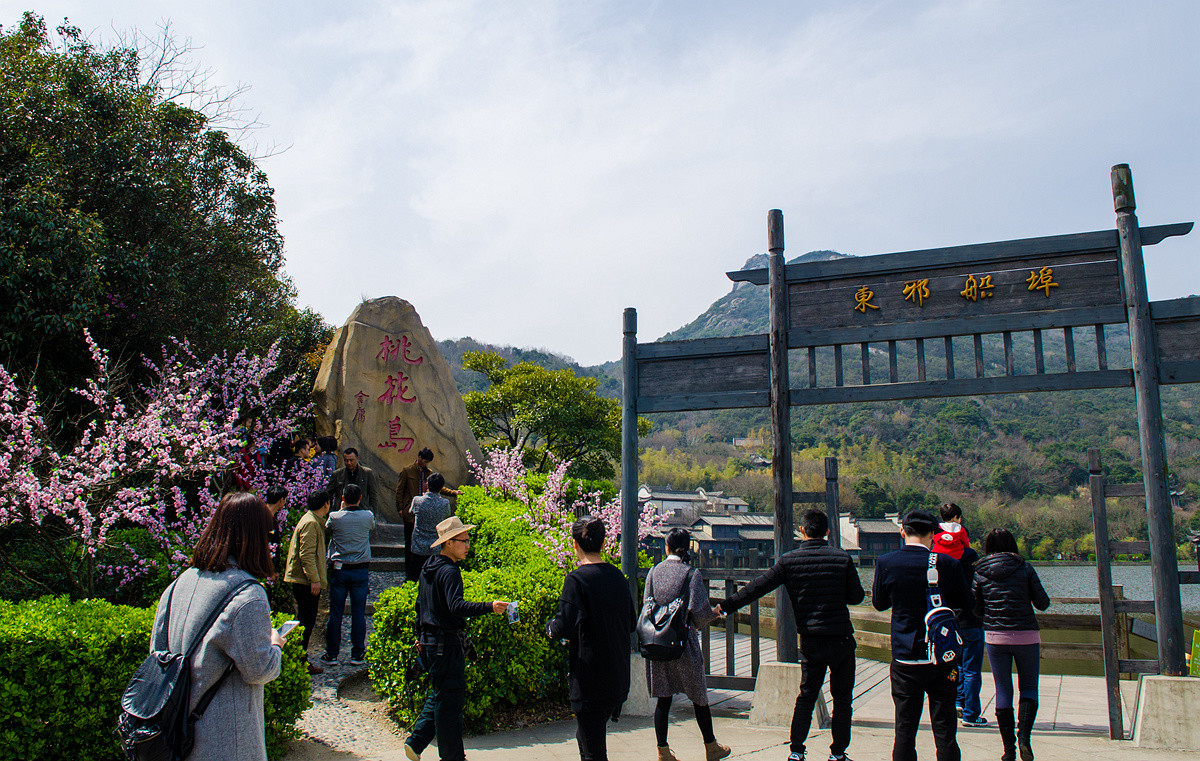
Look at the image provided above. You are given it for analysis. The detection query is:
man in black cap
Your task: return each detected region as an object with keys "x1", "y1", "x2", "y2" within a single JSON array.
[{"x1": 872, "y1": 508, "x2": 973, "y2": 761}]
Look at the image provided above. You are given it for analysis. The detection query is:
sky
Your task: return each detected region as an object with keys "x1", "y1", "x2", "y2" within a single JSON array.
[{"x1": 3, "y1": 1, "x2": 1198, "y2": 365}]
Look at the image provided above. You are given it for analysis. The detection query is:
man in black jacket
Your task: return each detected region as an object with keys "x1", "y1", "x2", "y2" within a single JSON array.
[
  {"x1": 719, "y1": 509, "x2": 864, "y2": 761},
  {"x1": 873, "y1": 509, "x2": 973, "y2": 761},
  {"x1": 405, "y1": 516, "x2": 509, "y2": 761}
]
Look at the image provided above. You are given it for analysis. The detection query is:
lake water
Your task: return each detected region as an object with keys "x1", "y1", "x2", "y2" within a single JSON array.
[{"x1": 856, "y1": 562, "x2": 1200, "y2": 615}]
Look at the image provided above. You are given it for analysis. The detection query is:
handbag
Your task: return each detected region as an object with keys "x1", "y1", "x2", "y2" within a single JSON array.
[{"x1": 636, "y1": 566, "x2": 697, "y2": 662}]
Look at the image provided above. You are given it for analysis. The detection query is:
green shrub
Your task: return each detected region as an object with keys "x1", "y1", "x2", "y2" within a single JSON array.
[
  {"x1": 367, "y1": 562, "x2": 567, "y2": 733},
  {"x1": 369, "y1": 487, "x2": 571, "y2": 732},
  {"x1": 266, "y1": 612, "x2": 314, "y2": 758},
  {"x1": 0, "y1": 595, "x2": 310, "y2": 761},
  {"x1": 0, "y1": 596, "x2": 153, "y2": 760},
  {"x1": 455, "y1": 486, "x2": 557, "y2": 574}
]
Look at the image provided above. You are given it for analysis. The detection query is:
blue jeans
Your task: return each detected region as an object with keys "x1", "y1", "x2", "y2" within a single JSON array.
[
  {"x1": 956, "y1": 626, "x2": 984, "y2": 720},
  {"x1": 324, "y1": 566, "x2": 369, "y2": 660}
]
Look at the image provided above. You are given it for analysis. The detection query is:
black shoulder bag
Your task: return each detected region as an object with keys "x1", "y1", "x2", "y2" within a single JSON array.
[{"x1": 636, "y1": 566, "x2": 697, "y2": 662}]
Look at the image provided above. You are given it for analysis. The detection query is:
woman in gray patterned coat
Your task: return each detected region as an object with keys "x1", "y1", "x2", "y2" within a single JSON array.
[
  {"x1": 644, "y1": 528, "x2": 731, "y2": 761},
  {"x1": 151, "y1": 492, "x2": 285, "y2": 761}
]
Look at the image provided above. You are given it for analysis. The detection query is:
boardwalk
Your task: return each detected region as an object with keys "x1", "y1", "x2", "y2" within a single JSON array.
[{"x1": 700, "y1": 631, "x2": 1138, "y2": 735}]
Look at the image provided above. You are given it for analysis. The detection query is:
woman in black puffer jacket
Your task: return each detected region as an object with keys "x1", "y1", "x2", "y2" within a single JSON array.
[{"x1": 973, "y1": 528, "x2": 1051, "y2": 761}]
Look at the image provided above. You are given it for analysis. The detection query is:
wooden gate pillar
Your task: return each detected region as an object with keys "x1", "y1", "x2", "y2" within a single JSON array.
[
  {"x1": 768, "y1": 209, "x2": 798, "y2": 662},
  {"x1": 1112, "y1": 164, "x2": 1186, "y2": 675},
  {"x1": 621, "y1": 307, "x2": 640, "y2": 602}
]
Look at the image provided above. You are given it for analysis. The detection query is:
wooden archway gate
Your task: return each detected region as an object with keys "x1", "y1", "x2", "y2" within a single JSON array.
[{"x1": 620, "y1": 164, "x2": 1198, "y2": 673}]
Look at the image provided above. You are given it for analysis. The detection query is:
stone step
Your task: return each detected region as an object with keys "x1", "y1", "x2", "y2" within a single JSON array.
[
  {"x1": 371, "y1": 542, "x2": 405, "y2": 558},
  {"x1": 370, "y1": 558, "x2": 405, "y2": 572},
  {"x1": 370, "y1": 523, "x2": 405, "y2": 544}
]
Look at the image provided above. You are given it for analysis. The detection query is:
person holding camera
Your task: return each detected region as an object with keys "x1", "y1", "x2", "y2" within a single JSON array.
[{"x1": 405, "y1": 516, "x2": 509, "y2": 761}]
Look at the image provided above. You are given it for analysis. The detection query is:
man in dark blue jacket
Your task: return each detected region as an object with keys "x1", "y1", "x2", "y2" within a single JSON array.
[{"x1": 872, "y1": 509, "x2": 973, "y2": 761}]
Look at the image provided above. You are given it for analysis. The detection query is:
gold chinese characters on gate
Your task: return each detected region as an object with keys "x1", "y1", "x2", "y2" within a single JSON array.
[{"x1": 851, "y1": 267, "x2": 1061, "y2": 312}]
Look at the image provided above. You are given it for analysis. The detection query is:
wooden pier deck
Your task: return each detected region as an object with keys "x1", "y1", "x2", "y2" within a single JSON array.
[{"x1": 699, "y1": 631, "x2": 1138, "y2": 735}]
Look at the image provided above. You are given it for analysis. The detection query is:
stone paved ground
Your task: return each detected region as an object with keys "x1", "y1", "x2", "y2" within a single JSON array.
[
  {"x1": 293, "y1": 570, "x2": 407, "y2": 756},
  {"x1": 288, "y1": 573, "x2": 1195, "y2": 760}
]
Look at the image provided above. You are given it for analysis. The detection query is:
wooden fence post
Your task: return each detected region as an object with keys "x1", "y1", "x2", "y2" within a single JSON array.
[
  {"x1": 1090, "y1": 447, "x2": 1123, "y2": 739},
  {"x1": 826, "y1": 457, "x2": 841, "y2": 549},
  {"x1": 1114, "y1": 585, "x2": 1132, "y2": 681}
]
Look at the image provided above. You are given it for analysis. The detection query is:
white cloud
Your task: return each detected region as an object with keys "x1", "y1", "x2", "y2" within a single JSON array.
[{"x1": 4, "y1": 0, "x2": 1197, "y2": 363}]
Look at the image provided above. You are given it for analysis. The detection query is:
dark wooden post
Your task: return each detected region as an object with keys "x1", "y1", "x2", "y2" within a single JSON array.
[
  {"x1": 621, "y1": 307, "x2": 639, "y2": 602},
  {"x1": 1112, "y1": 164, "x2": 1186, "y2": 675},
  {"x1": 768, "y1": 209, "x2": 798, "y2": 663},
  {"x1": 825, "y1": 457, "x2": 841, "y2": 549},
  {"x1": 1089, "y1": 448, "x2": 1123, "y2": 739}
]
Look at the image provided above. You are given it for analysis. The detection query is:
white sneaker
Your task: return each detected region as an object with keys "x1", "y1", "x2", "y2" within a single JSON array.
[
  {"x1": 405, "y1": 743, "x2": 421, "y2": 761},
  {"x1": 348, "y1": 657, "x2": 367, "y2": 667}
]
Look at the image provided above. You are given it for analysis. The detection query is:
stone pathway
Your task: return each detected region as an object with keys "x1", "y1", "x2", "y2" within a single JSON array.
[{"x1": 294, "y1": 570, "x2": 408, "y2": 755}]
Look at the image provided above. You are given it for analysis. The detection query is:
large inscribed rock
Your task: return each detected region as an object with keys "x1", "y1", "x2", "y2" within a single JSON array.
[{"x1": 313, "y1": 297, "x2": 483, "y2": 523}]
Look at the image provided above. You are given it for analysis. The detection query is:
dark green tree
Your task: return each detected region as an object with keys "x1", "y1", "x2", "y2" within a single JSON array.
[
  {"x1": 852, "y1": 477, "x2": 892, "y2": 518},
  {"x1": 0, "y1": 13, "x2": 323, "y2": 404},
  {"x1": 462, "y1": 350, "x2": 649, "y2": 479}
]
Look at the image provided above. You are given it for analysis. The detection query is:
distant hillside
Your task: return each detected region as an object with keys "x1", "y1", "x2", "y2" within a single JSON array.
[
  {"x1": 437, "y1": 337, "x2": 621, "y2": 398},
  {"x1": 659, "y1": 250, "x2": 847, "y2": 341}
]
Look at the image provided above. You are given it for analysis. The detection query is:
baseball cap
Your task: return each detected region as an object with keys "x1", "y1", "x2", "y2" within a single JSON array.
[{"x1": 901, "y1": 508, "x2": 938, "y2": 534}]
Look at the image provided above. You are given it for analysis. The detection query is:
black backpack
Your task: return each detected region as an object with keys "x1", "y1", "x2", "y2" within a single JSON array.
[
  {"x1": 637, "y1": 566, "x2": 697, "y2": 661},
  {"x1": 116, "y1": 574, "x2": 257, "y2": 761},
  {"x1": 924, "y1": 551, "x2": 963, "y2": 666}
]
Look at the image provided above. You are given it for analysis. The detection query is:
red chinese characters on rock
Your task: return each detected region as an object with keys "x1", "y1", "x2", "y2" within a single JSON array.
[
  {"x1": 377, "y1": 372, "x2": 416, "y2": 405},
  {"x1": 377, "y1": 334, "x2": 423, "y2": 365},
  {"x1": 377, "y1": 416, "x2": 414, "y2": 452},
  {"x1": 401, "y1": 335, "x2": 423, "y2": 365},
  {"x1": 353, "y1": 390, "x2": 368, "y2": 423}
]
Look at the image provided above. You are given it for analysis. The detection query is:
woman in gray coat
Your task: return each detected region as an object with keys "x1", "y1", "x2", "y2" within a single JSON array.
[
  {"x1": 644, "y1": 528, "x2": 731, "y2": 761},
  {"x1": 151, "y1": 492, "x2": 285, "y2": 761}
]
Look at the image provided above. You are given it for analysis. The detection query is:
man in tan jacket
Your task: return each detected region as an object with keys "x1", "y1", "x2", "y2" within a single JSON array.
[{"x1": 284, "y1": 491, "x2": 331, "y2": 673}]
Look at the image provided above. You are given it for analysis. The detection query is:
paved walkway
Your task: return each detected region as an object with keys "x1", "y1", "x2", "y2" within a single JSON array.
[{"x1": 291, "y1": 575, "x2": 1174, "y2": 760}]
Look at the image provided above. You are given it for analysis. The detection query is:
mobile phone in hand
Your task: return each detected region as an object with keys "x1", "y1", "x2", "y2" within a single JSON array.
[{"x1": 277, "y1": 620, "x2": 300, "y2": 638}]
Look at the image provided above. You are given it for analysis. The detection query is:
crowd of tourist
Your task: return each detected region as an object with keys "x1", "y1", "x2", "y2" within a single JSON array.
[{"x1": 146, "y1": 433, "x2": 1051, "y2": 761}]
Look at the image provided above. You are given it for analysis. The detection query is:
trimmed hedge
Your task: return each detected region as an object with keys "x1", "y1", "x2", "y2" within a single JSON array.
[
  {"x1": 368, "y1": 486, "x2": 569, "y2": 732},
  {"x1": 0, "y1": 595, "x2": 310, "y2": 761}
]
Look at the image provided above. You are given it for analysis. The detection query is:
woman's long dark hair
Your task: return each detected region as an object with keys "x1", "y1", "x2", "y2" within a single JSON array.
[
  {"x1": 191, "y1": 492, "x2": 275, "y2": 578},
  {"x1": 666, "y1": 528, "x2": 692, "y2": 563},
  {"x1": 983, "y1": 527, "x2": 1021, "y2": 557}
]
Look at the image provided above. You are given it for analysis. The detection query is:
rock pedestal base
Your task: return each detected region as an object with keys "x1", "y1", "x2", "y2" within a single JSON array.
[
  {"x1": 624, "y1": 653, "x2": 653, "y2": 716},
  {"x1": 749, "y1": 662, "x2": 803, "y2": 726},
  {"x1": 1133, "y1": 675, "x2": 1200, "y2": 749}
]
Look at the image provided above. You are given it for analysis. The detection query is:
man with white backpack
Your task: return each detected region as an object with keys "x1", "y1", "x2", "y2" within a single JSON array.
[{"x1": 872, "y1": 509, "x2": 973, "y2": 761}]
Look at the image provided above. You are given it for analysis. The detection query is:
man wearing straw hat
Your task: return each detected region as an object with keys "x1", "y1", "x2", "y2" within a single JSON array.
[{"x1": 405, "y1": 516, "x2": 510, "y2": 761}]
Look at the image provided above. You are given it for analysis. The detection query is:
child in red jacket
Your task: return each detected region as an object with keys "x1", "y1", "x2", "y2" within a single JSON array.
[{"x1": 933, "y1": 503, "x2": 970, "y2": 560}]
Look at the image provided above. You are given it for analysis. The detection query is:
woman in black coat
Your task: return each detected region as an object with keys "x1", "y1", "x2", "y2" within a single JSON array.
[
  {"x1": 972, "y1": 528, "x2": 1051, "y2": 761},
  {"x1": 547, "y1": 516, "x2": 636, "y2": 761}
]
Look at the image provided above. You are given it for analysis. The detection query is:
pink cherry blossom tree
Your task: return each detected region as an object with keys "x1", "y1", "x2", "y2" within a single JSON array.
[
  {"x1": 0, "y1": 331, "x2": 324, "y2": 598},
  {"x1": 467, "y1": 449, "x2": 661, "y2": 571}
]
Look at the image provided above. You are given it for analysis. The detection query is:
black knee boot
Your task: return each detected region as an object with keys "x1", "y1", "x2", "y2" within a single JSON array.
[
  {"x1": 1016, "y1": 699, "x2": 1037, "y2": 761},
  {"x1": 996, "y1": 707, "x2": 1016, "y2": 761}
]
